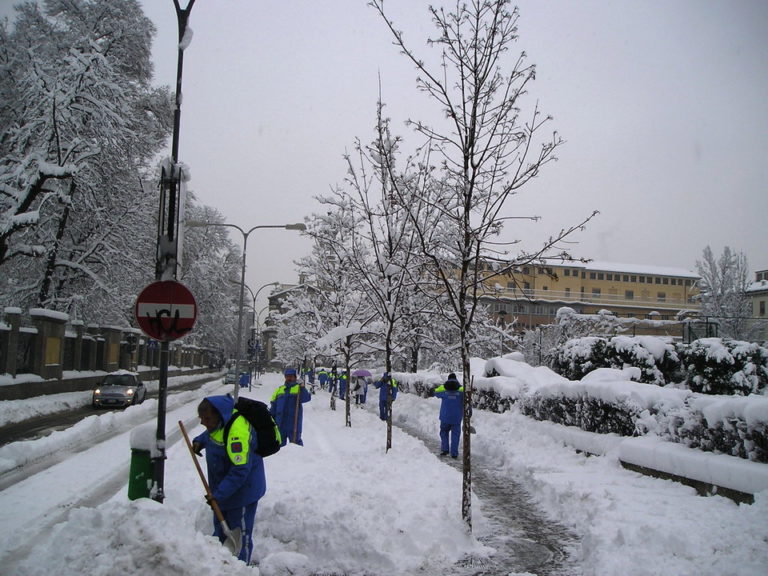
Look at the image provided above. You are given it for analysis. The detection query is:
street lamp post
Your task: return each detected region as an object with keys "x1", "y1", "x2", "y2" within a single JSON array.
[
  {"x1": 243, "y1": 281, "x2": 279, "y2": 378},
  {"x1": 186, "y1": 221, "x2": 305, "y2": 399}
]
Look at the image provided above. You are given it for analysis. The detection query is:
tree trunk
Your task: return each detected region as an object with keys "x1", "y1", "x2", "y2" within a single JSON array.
[
  {"x1": 461, "y1": 372, "x2": 473, "y2": 529},
  {"x1": 38, "y1": 183, "x2": 75, "y2": 307}
]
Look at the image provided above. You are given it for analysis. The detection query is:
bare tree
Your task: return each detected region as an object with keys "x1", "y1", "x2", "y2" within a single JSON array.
[
  {"x1": 371, "y1": 0, "x2": 597, "y2": 528},
  {"x1": 696, "y1": 245, "x2": 754, "y2": 340},
  {"x1": 333, "y1": 102, "x2": 423, "y2": 448},
  {"x1": 297, "y1": 206, "x2": 378, "y2": 426}
]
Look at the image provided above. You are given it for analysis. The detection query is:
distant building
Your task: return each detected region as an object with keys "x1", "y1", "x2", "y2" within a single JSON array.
[
  {"x1": 261, "y1": 280, "x2": 316, "y2": 368},
  {"x1": 479, "y1": 260, "x2": 701, "y2": 331},
  {"x1": 746, "y1": 270, "x2": 768, "y2": 341}
]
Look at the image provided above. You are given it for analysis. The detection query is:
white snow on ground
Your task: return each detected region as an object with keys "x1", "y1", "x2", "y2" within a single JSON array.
[{"x1": 0, "y1": 369, "x2": 766, "y2": 576}]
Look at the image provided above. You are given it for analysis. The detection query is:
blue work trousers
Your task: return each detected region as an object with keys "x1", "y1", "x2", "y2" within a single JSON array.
[
  {"x1": 214, "y1": 501, "x2": 258, "y2": 564},
  {"x1": 440, "y1": 421, "x2": 462, "y2": 458}
]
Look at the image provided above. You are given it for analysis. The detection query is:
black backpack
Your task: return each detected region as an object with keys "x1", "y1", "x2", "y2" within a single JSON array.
[{"x1": 224, "y1": 396, "x2": 281, "y2": 457}]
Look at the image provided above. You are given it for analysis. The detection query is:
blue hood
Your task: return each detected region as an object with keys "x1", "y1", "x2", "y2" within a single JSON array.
[{"x1": 206, "y1": 395, "x2": 235, "y2": 428}]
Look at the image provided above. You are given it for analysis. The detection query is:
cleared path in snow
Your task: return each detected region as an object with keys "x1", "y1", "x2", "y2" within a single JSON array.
[{"x1": 391, "y1": 400, "x2": 580, "y2": 576}]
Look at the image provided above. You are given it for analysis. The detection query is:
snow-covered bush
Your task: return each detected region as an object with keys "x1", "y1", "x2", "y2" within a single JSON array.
[
  {"x1": 472, "y1": 388, "x2": 515, "y2": 413},
  {"x1": 519, "y1": 394, "x2": 640, "y2": 436},
  {"x1": 609, "y1": 336, "x2": 681, "y2": 385},
  {"x1": 678, "y1": 338, "x2": 768, "y2": 395},
  {"x1": 550, "y1": 336, "x2": 768, "y2": 393},
  {"x1": 551, "y1": 337, "x2": 609, "y2": 381},
  {"x1": 401, "y1": 360, "x2": 768, "y2": 463},
  {"x1": 552, "y1": 336, "x2": 679, "y2": 385},
  {"x1": 659, "y1": 410, "x2": 768, "y2": 462}
]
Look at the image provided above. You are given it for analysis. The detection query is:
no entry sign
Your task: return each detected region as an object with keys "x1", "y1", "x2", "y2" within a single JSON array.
[{"x1": 135, "y1": 280, "x2": 197, "y2": 341}]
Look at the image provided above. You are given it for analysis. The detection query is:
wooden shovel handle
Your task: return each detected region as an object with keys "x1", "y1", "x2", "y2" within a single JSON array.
[{"x1": 178, "y1": 420, "x2": 227, "y2": 527}]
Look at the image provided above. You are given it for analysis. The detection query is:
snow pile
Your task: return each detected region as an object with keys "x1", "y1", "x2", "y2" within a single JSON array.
[
  {"x1": 0, "y1": 390, "x2": 91, "y2": 426},
  {"x1": 15, "y1": 498, "x2": 255, "y2": 576}
]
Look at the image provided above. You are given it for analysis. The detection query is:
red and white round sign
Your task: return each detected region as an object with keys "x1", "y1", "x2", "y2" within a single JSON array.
[{"x1": 135, "y1": 281, "x2": 197, "y2": 341}]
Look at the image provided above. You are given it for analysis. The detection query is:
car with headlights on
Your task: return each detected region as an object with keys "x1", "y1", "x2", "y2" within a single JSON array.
[
  {"x1": 224, "y1": 366, "x2": 238, "y2": 385},
  {"x1": 92, "y1": 371, "x2": 146, "y2": 408}
]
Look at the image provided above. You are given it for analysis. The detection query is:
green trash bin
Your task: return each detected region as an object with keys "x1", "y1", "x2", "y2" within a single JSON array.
[{"x1": 128, "y1": 449, "x2": 152, "y2": 500}]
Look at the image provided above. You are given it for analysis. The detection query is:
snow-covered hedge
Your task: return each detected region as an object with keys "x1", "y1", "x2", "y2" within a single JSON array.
[
  {"x1": 512, "y1": 372, "x2": 768, "y2": 464},
  {"x1": 678, "y1": 338, "x2": 768, "y2": 395},
  {"x1": 551, "y1": 336, "x2": 767, "y2": 395},
  {"x1": 394, "y1": 358, "x2": 768, "y2": 464}
]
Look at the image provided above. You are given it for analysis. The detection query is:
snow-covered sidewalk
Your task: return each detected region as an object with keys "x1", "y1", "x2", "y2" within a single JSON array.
[{"x1": 0, "y1": 372, "x2": 766, "y2": 575}]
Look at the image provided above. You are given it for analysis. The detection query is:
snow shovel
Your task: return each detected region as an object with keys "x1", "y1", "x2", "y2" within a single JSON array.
[
  {"x1": 292, "y1": 384, "x2": 302, "y2": 443},
  {"x1": 178, "y1": 420, "x2": 242, "y2": 558}
]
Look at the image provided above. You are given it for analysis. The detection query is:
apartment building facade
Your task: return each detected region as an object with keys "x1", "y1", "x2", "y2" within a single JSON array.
[
  {"x1": 481, "y1": 260, "x2": 701, "y2": 331},
  {"x1": 748, "y1": 270, "x2": 768, "y2": 319}
]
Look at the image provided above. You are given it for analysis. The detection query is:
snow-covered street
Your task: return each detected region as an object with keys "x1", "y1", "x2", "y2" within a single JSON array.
[{"x1": 0, "y1": 369, "x2": 766, "y2": 576}]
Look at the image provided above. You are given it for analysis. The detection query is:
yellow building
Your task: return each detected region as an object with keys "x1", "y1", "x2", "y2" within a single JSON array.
[{"x1": 481, "y1": 260, "x2": 700, "y2": 330}]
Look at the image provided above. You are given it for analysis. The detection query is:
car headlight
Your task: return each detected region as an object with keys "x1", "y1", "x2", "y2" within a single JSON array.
[
  {"x1": 126, "y1": 388, "x2": 134, "y2": 396},
  {"x1": 93, "y1": 389, "x2": 101, "y2": 396}
]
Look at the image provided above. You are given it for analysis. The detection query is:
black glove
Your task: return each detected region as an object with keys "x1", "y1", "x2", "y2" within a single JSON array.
[
  {"x1": 204, "y1": 494, "x2": 214, "y2": 508},
  {"x1": 192, "y1": 441, "x2": 204, "y2": 456}
]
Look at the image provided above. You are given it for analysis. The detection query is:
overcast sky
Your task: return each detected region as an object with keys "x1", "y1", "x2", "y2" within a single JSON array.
[{"x1": 5, "y1": 1, "x2": 767, "y2": 304}]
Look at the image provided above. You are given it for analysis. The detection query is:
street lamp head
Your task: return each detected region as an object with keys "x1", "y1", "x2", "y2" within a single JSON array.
[
  {"x1": 185, "y1": 220, "x2": 211, "y2": 228},
  {"x1": 285, "y1": 223, "x2": 306, "y2": 231}
]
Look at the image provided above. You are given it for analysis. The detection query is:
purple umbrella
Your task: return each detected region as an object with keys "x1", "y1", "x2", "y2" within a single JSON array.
[{"x1": 351, "y1": 369, "x2": 371, "y2": 378}]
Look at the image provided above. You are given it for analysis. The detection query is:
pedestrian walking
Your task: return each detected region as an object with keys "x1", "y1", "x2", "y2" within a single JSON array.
[
  {"x1": 338, "y1": 370, "x2": 348, "y2": 401},
  {"x1": 353, "y1": 375, "x2": 369, "y2": 406},
  {"x1": 328, "y1": 365, "x2": 338, "y2": 397},
  {"x1": 269, "y1": 368, "x2": 312, "y2": 445},
  {"x1": 373, "y1": 372, "x2": 398, "y2": 421},
  {"x1": 192, "y1": 395, "x2": 266, "y2": 564},
  {"x1": 433, "y1": 373, "x2": 465, "y2": 458},
  {"x1": 317, "y1": 368, "x2": 329, "y2": 390}
]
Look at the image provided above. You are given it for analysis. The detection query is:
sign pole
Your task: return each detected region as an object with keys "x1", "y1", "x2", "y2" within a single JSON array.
[
  {"x1": 135, "y1": 280, "x2": 197, "y2": 503},
  {"x1": 149, "y1": 0, "x2": 196, "y2": 503}
]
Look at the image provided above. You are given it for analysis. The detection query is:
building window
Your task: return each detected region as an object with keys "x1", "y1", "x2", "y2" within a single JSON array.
[
  {"x1": 625, "y1": 290, "x2": 634, "y2": 300},
  {"x1": 597, "y1": 273, "x2": 604, "y2": 280},
  {"x1": 506, "y1": 281, "x2": 515, "y2": 290},
  {"x1": 543, "y1": 286, "x2": 549, "y2": 291},
  {"x1": 760, "y1": 301, "x2": 765, "y2": 316},
  {"x1": 565, "y1": 287, "x2": 571, "y2": 297},
  {"x1": 623, "y1": 275, "x2": 629, "y2": 282},
  {"x1": 655, "y1": 277, "x2": 661, "y2": 284},
  {"x1": 592, "y1": 288, "x2": 601, "y2": 298},
  {"x1": 663, "y1": 278, "x2": 669, "y2": 285},
  {"x1": 564, "y1": 269, "x2": 570, "y2": 277},
  {"x1": 639, "y1": 276, "x2": 645, "y2": 283},
  {"x1": 657, "y1": 292, "x2": 666, "y2": 302},
  {"x1": 522, "y1": 267, "x2": 529, "y2": 275},
  {"x1": 630, "y1": 275, "x2": 636, "y2": 282},
  {"x1": 590, "y1": 272, "x2": 596, "y2": 280}
]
